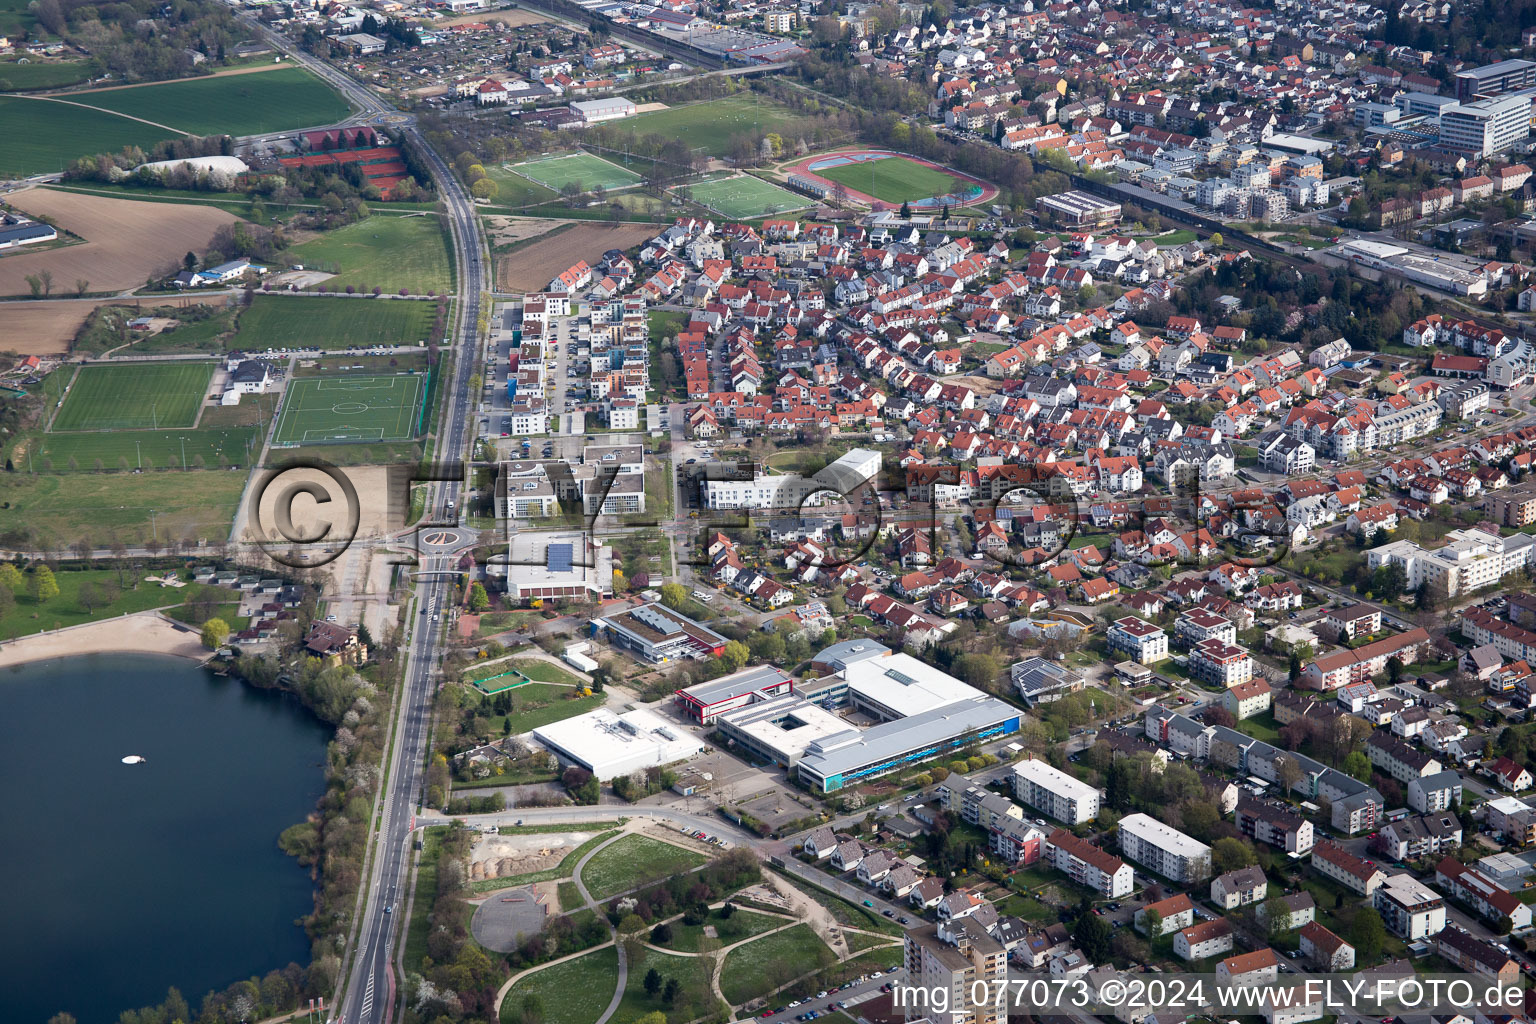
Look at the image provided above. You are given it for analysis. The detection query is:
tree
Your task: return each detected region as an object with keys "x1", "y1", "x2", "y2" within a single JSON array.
[
  {"x1": 899, "y1": 200, "x2": 913, "y2": 220},
  {"x1": 74, "y1": 279, "x2": 89, "y2": 297},
  {"x1": 1139, "y1": 907, "x2": 1163, "y2": 938},
  {"x1": 1209, "y1": 232, "x2": 1224, "y2": 248},
  {"x1": 471, "y1": 177, "x2": 499, "y2": 200},
  {"x1": 1180, "y1": 800, "x2": 1220, "y2": 841},
  {"x1": 720, "y1": 639, "x2": 749, "y2": 672},
  {"x1": 1350, "y1": 906, "x2": 1386, "y2": 962},
  {"x1": 1073, "y1": 909, "x2": 1112, "y2": 962},
  {"x1": 77, "y1": 581, "x2": 102, "y2": 613},
  {"x1": 662, "y1": 978, "x2": 681, "y2": 1005},
  {"x1": 650, "y1": 922, "x2": 673, "y2": 944},
  {"x1": 183, "y1": 251, "x2": 198, "y2": 272},
  {"x1": 952, "y1": 652, "x2": 999, "y2": 688},
  {"x1": 1261, "y1": 895, "x2": 1292, "y2": 940},
  {"x1": 1343, "y1": 750, "x2": 1371, "y2": 782},
  {"x1": 0, "y1": 562, "x2": 23, "y2": 592},
  {"x1": 1212, "y1": 836, "x2": 1257, "y2": 872},
  {"x1": 644, "y1": 967, "x2": 663, "y2": 996},
  {"x1": 468, "y1": 582, "x2": 491, "y2": 612},
  {"x1": 27, "y1": 565, "x2": 59, "y2": 604},
  {"x1": 659, "y1": 582, "x2": 688, "y2": 610},
  {"x1": 1371, "y1": 561, "x2": 1408, "y2": 603},
  {"x1": 202, "y1": 617, "x2": 230, "y2": 649}
]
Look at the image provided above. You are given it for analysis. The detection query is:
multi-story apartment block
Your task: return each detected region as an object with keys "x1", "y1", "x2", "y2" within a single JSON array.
[
  {"x1": 1117, "y1": 813, "x2": 1211, "y2": 883},
  {"x1": 1235, "y1": 797, "x2": 1315, "y2": 855},
  {"x1": 1043, "y1": 829, "x2": 1133, "y2": 897},
  {"x1": 1373, "y1": 873, "x2": 1447, "y2": 939},
  {"x1": 1012, "y1": 759, "x2": 1100, "y2": 825},
  {"x1": 1190, "y1": 638, "x2": 1254, "y2": 688},
  {"x1": 903, "y1": 919, "x2": 1007, "y2": 1024},
  {"x1": 1312, "y1": 840, "x2": 1386, "y2": 895},
  {"x1": 1106, "y1": 616, "x2": 1169, "y2": 664}
]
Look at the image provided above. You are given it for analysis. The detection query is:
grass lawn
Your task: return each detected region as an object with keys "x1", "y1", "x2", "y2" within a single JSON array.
[
  {"x1": 815, "y1": 155, "x2": 970, "y2": 204},
  {"x1": 0, "y1": 568, "x2": 189, "y2": 640},
  {"x1": 475, "y1": 609, "x2": 545, "y2": 637},
  {"x1": 404, "y1": 826, "x2": 447, "y2": 972},
  {"x1": 0, "y1": 466, "x2": 248, "y2": 547},
  {"x1": 498, "y1": 692, "x2": 606, "y2": 736},
  {"x1": 272, "y1": 373, "x2": 424, "y2": 444},
  {"x1": 1237, "y1": 709, "x2": 1282, "y2": 743},
  {"x1": 511, "y1": 151, "x2": 642, "y2": 193},
  {"x1": 581, "y1": 835, "x2": 708, "y2": 900},
  {"x1": 558, "y1": 879, "x2": 583, "y2": 911},
  {"x1": 719, "y1": 925, "x2": 835, "y2": 1005},
  {"x1": 288, "y1": 215, "x2": 453, "y2": 296},
  {"x1": 26, "y1": 425, "x2": 261, "y2": 472},
  {"x1": 126, "y1": 307, "x2": 240, "y2": 354},
  {"x1": 604, "y1": 94, "x2": 817, "y2": 158},
  {"x1": 513, "y1": 658, "x2": 586, "y2": 685},
  {"x1": 51, "y1": 362, "x2": 213, "y2": 431},
  {"x1": 165, "y1": 600, "x2": 248, "y2": 631},
  {"x1": 500, "y1": 944, "x2": 619, "y2": 1024},
  {"x1": 685, "y1": 174, "x2": 806, "y2": 219},
  {"x1": 777, "y1": 872, "x2": 903, "y2": 936},
  {"x1": 665, "y1": 907, "x2": 785, "y2": 952},
  {"x1": 0, "y1": 0, "x2": 35, "y2": 36},
  {"x1": 616, "y1": 947, "x2": 714, "y2": 1023},
  {"x1": 74, "y1": 67, "x2": 350, "y2": 136},
  {"x1": 0, "y1": 95, "x2": 176, "y2": 176},
  {"x1": 0, "y1": 58, "x2": 94, "y2": 90},
  {"x1": 235, "y1": 295, "x2": 437, "y2": 350}
]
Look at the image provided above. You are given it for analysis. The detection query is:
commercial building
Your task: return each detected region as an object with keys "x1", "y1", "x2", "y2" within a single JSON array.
[
  {"x1": 533, "y1": 706, "x2": 703, "y2": 778},
  {"x1": 1042, "y1": 829, "x2": 1134, "y2": 896},
  {"x1": 1372, "y1": 873, "x2": 1446, "y2": 939},
  {"x1": 1035, "y1": 190, "x2": 1122, "y2": 227},
  {"x1": 675, "y1": 666, "x2": 793, "y2": 723},
  {"x1": 902, "y1": 919, "x2": 1007, "y2": 1024},
  {"x1": 1012, "y1": 758, "x2": 1101, "y2": 824},
  {"x1": 1117, "y1": 812, "x2": 1212, "y2": 883},
  {"x1": 1439, "y1": 93, "x2": 1532, "y2": 158},
  {"x1": 490, "y1": 531, "x2": 615, "y2": 602},
  {"x1": 591, "y1": 601, "x2": 729, "y2": 663},
  {"x1": 703, "y1": 447, "x2": 881, "y2": 510},
  {"x1": 1455, "y1": 59, "x2": 1536, "y2": 99}
]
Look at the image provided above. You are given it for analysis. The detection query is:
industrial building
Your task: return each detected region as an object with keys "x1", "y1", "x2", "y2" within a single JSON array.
[
  {"x1": 1035, "y1": 190, "x2": 1122, "y2": 227},
  {"x1": 569, "y1": 97, "x2": 637, "y2": 123},
  {"x1": 533, "y1": 707, "x2": 702, "y2": 778},
  {"x1": 489, "y1": 531, "x2": 615, "y2": 602}
]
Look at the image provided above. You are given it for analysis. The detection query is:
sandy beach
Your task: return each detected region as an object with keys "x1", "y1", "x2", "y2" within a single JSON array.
[{"x1": 0, "y1": 612, "x2": 212, "y2": 669}]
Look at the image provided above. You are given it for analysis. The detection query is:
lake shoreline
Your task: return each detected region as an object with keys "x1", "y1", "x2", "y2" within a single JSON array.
[{"x1": 0, "y1": 610, "x2": 213, "y2": 669}]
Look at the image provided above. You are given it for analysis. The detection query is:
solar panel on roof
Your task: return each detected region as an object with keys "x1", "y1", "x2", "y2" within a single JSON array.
[{"x1": 547, "y1": 543, "x2": 573, "y2": 572}]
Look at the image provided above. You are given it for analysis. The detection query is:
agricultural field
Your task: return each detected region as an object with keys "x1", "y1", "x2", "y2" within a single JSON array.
[
  {"x1": 0, "y1": 466, "x2": 249, "y2": 547},
  {"x1": 0, "y1": 299, "x2": 128, "y2": 355},
  {"x1": 287, "y1": 216, "x2": 453, "y2": 296},
  {"x1": 0, "y1": 0, "x2": 34, "y2": 36},
  {"x1": 73, "y1": 66, "x2": 351, "y2": 136},
  {"x1": 52, "y1": 362, "x2": 213, "y2": 431},
  {"x1": 22, "y1": 425, "x2": 261, "y2": 472},
  {"x1": 510, "y1": 151, "x2": 642, "y2": 193},
  {"x1": 272, "y1": 374, "x2": 424, "y2": 444},
  {"x1": 815, "y1": 154, "x2": 971, "y2": 204},
  {"x1": 0, "y1": 187, "x2": 242, "y2": 298},
  {"x1": 0, "y1": 58, "x2": 94, "y2": 91},
  {"x1": 684, "y1": 174, "x2": 806, "y2": 219},
  {"x1": 495, "y1": 221, "x2": 659, "y2": 291},
  {"x1": 581, "y1": 835, "x2": 707, "y2": 900},
  {"x1": 234, "y1": 295, "x2": 437, "y2": 350},
  {"x1": 606, "y1": 94, "x2": 817, "y2": 158},
  {"x1": 0, "y1": 96, "x2": 177, "y2": 177}
]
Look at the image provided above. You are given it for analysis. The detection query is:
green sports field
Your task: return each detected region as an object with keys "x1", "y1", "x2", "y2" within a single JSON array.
[
  {"x1": 511, "y1": 151, "x2": 642, "y2": 193},
  {"x1": 273, "y1": 374, "x2": 424, "y2": 444},
  {"x1": 684, "y1": 174, "x2": 806, "y2": 219},
  {"x1": 69, "y1": 66, "x2": 352, "y2": 136},
  {"x1": 52, "y1": 363, "x2": 213, "y2": 431},
  {"x1": 0, "y1": 96, "x2": 176, "y2": 176},
  {"x1": 287, "y1": 216, "x2": 453, "y2": 296},
  {"x1": 603, "y1": 94, "x2": 817, "y2": 158},
  {"x1": 236, "y1": 295, "x2": 436, "y2": 350},
  {"x1": 28, "y1": 426, "x2": 262, "y2": 472},
  {"x1": 815, "y1": 154, "x2": 971, "y2": 203}
]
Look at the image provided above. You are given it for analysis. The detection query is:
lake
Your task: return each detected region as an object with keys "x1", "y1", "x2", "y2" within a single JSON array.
[{"x1": 0, "y1": 653, "x2": 330, "y2": 1023}]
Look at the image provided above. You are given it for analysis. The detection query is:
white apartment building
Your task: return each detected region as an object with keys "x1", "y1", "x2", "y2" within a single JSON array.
[
  {"x1": 1117, "y1": 813, "x2": 1212, "y2": 883},
  {"x1": 1106, "y1": 616, "x2": 1170, "y2": 664},
  {"x1": 1368, "y1": 528, "x2": 1529, "y2": 597},
  {"x1": 704, "y1": 447, "x2": 881, "y2": 510},
  {"x1": 1373, "y1": 873, "x2": 1447, "y2": 939},
  {"x1": 1013, "y1": 758, "x2": 1100, "y2": 825},
  {"x1": 1439, "y1": 93, "x2": 1531, "y2": 158}
]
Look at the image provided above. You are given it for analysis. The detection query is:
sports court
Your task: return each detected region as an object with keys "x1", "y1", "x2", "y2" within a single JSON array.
[
  {"x1": 272, "y1": 374, "x2": 424, "y2": 444},
  {"x1": 684, "y1": 175, "x2": 808, "y2": 219},
  {"x1": 508, "y1": 151, "x2": 642, "y2": 193}
]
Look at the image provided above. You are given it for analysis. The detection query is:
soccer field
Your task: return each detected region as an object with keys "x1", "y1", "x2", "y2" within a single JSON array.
[
  {"x1": 685, "y1": 175, "x2": 807, "y2": 219},
  {"x1": 52, "y1": 363, "x2": 213, "y2": 431},
  {"x1": 30, "y1": 426, "x2": 262, "y2": 472},
  {"x1": 815, "y1": 154, "x2": 973, "y2": 204},
  {"x1": 273, "y1": 375, "x2": 424, "y2": 444},
  {"x1": 511, "y1": 151, "x2": 642, "y2": 193}
]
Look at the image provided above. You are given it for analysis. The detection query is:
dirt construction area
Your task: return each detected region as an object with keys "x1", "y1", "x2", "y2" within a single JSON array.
[
  {"x1": 466, "y1": 828, "x2": 601, "y2": 883},
  {"x1": 0, "y1": 187, "x2": 241, "y2": 297},
  {"x1": 496, "y1": 221, "x2": 661, "y2": 291}
]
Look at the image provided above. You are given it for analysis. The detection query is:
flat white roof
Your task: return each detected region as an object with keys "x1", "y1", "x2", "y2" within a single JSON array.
[
  {"x1": 1119, "y1": 812, "x2": 1211, "y2": 859},
  {"x1": 717, "y1": 694, "x2": 851, "y2": 761},
  {"x1": 1014, "y1": 758, "x2": 1099, "y2": 803},
  {"x1": 843, "y1": 652, "x2": 982, "y2": 718},
  {"x1": 533, "y1": 706, "x2": 700, "y2": 777}
]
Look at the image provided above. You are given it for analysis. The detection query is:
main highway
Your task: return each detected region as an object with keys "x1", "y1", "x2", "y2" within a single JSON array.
[{"x1": 233, "y1": 14, "x2": 486, "y2": 1024}]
